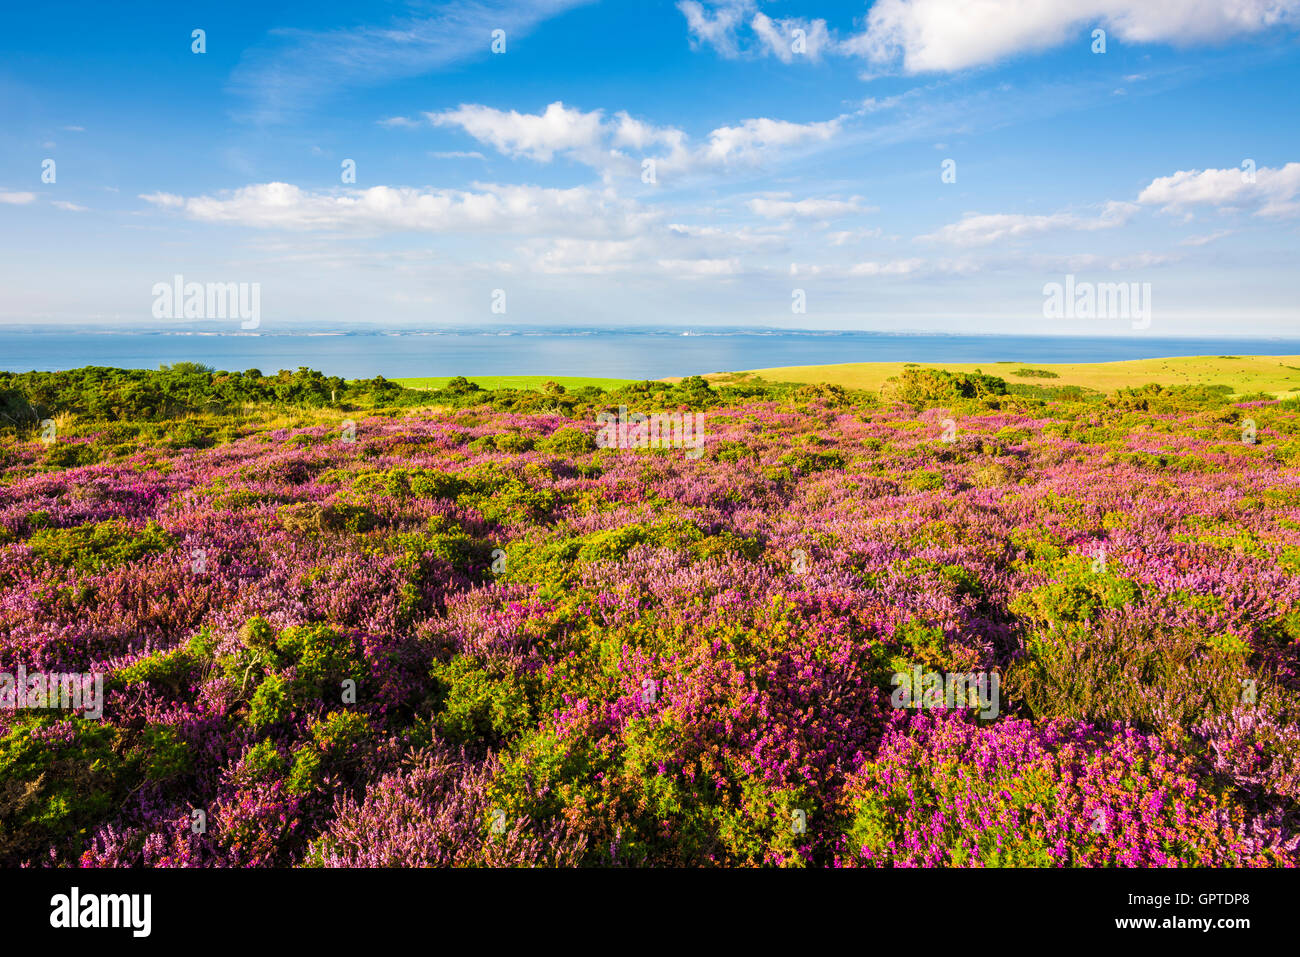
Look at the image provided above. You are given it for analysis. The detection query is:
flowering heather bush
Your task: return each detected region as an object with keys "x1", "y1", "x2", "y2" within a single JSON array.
[{"x1": 1, "y1": 370, "x2": 1298, "y2": 867}]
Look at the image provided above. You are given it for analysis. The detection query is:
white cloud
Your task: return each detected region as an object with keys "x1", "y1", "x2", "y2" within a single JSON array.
[
  {"x1": 140, "y1": 181, "x2": 654, "y2": 238},
  {"x1": 678, "y1": 3, "x2": 836, "y2": 63},
  {"x1": 1179, "y1": 229, "x2": 1235, "y2": 246},
  {"x1": 0, "y1": 191, "x2": 37, "y2": 205},
  {"x1": 677, "y1": 1, "x2": 752, "y2": 57},
  {"x1": 747, "y1": 196, "x2": 872, "y2": 219},
  {"x1": 426, "y1": 100, "x2": 844, "y2": 179},
  {"x1": 519, "y1": 220, "x2": 784, "y2": 275},
  {"x1": 751, "y1": 12, "x2": 833, "y2": 63},
  {"x1": 427, "y1": 101, "x2": 606, "y2": 162},
  {"x1": 850, "y1": 258, "x2": 926, "y2": 276},
  {"x1": 1138, "y1": 162, "x2": 1300, "y2": 217},
  {"x1": 828, "y1": 228, "x2": 884, "y2": 245},
  {"x1": 52, "y1": 201, "x2": 89, "y2": 212},
  {"x1": 139, "y1": 192, "x2": 184, "y2": 208},
  {"x1": 611, "y1": 112, "x2": 686, "y2": 152},
  {"x1": 1026, "y1": 251, "x2": 1179, "y2": 271},
  {"x1": 781, "y1": 257, "x2": 978, "y2": 279},
  {"x1": 920, "y1": 201, "x2": 1137, "y2": 246},
  {"x1": 658, "y1": 257, "x2": 742, "y2": 276},
  {"x1": 846, "y1": 0, "x2": 1300, "y2": 74},
  {"x1": 704, "y1": 116, "x2": 841, "y2": 164}
]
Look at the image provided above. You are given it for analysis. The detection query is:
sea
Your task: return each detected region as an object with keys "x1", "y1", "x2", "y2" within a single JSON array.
[{"x1": 2, "y1": 329, "x2": 1298, "y2": 380}]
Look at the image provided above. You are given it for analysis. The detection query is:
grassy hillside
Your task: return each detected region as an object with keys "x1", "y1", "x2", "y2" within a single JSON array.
[{"x1": 683, "y1": 354, "x2": 1300, "y2": 399}]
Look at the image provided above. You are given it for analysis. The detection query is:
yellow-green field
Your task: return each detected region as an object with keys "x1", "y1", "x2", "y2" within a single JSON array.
[
  {"x1": 394, "y1": 375, "x2": 636, "y2": 392},
  {"x1": 690, "y1": 354, "x2": 1300, "y2": 399},
  {"x1": 393, "y1": 356, "x2": 1300, "y2": 398}
]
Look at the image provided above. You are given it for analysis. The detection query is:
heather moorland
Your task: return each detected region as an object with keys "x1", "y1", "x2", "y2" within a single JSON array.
[{"x1": 1, "y1": 362, "x2": 1297, "y2": 867}]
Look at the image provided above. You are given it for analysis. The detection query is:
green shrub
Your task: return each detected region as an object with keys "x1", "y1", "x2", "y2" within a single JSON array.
[
  {"x1": 537, "y1": 427, "x2": 596, "y2": 456},
  {"x1": 905, "y1": 469, "x2": 945, "y2": 492},
  {"x1": 432, "y1": 657, "x2": 534, "y2": 745},
  {"x1": 883, "y1": 368, "x2": 1009, "y2": 407},
  {"x1": 27, "y1": 519, "x2": 175, "y2": 573},
  {"x1": 0, "y1": 717, "x2": 189, "y2": 865}
]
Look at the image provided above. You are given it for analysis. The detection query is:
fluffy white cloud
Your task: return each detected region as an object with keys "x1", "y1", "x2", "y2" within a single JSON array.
[
  {"x1": 919, "y1": 201, "x2": 1137, "y2": 246},
  {"x1": 0, "y1": 191, "x2": 37, "y2": 205},
  {"x1": 426, "y1": 100, "x2": 843, "y2": 178},
  {"x1": 848, "y1": 0, "x2": 1300, "y2": 73},
  {"x1": 611, "y1": 112, "x2": 686, "y2": 152},
  {"x1": 704, "y1": 116, "x2": 841, "y2": 164},
  {"x1": 1138, "y1": 162, "x2": 1300, "y2": 217},
  {"x1": 679, "y1": 1, "x2": 1300, "y2": 74},
  {"x1": 427, "y1": 102, "x2": 605, "y2": 162}
]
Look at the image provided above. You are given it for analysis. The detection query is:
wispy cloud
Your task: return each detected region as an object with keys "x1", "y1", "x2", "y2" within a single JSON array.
[
  {"x1": 747, "y1": 195, "x2": 874, "y2": 219},
  {"x1": 140, "y1": 181, "x2": 655, "y2": 238},
  {"x1": 229, "y1": 0, "x2": 594, "y2": 122},
  {"x1": 1179, "y1": 229, "x2": 1235, "y2": 246},
  {"x1": 919, "y1": 202, "x2": 1138, "y2": 246}
]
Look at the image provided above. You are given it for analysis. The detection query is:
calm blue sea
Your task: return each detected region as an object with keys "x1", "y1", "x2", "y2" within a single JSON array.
[{"x1": 2, "y1": 330, "x2": 1298, "y2": 380}]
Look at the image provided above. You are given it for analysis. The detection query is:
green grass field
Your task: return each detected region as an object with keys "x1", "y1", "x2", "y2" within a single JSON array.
[
  {"x1": 688, "y1": 354, "x2": 1300, "y2": 399},
  {"x1": 393, "y1": 375, "x2": 638, "y2": 392}
]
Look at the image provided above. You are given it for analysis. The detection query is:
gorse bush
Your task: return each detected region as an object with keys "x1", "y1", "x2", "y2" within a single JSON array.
[
  {"x1": 881, "y1": 368, "x2": 1009, "y2": 407},
  {"x1": 27, "y1": 518, "x2": 175, "y2": 573}
]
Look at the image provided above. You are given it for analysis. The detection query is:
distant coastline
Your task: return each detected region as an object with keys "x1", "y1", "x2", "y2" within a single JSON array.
[{"x1": 4, "y1": 328, "x2": 1300, "y2": 380}]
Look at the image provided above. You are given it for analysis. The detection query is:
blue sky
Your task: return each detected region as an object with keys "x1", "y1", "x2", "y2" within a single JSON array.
[{"x1": 2, "y1": 0, "x2": 1298, "y2": 336}]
